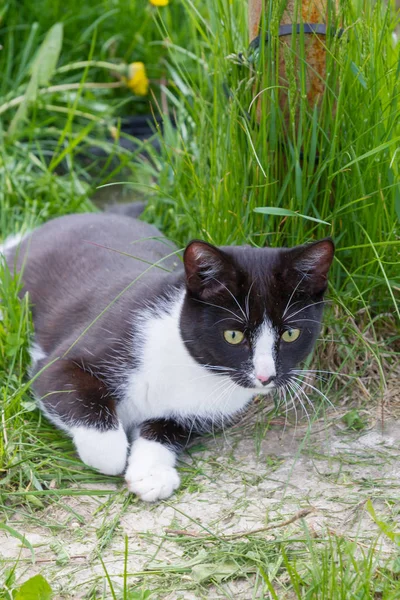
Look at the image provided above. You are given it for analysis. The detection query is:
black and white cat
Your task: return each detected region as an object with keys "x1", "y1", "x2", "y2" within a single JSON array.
[{"x1": 1, "y1": 210, "x2": 334, "y2": 501}]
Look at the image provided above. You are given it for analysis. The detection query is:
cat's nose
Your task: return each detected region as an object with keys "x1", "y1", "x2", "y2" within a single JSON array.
[{"x1": 256, "y1": 374, "x2": 275, "y2": 386}]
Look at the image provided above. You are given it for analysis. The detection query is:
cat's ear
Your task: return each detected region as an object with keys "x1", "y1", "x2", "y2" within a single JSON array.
[
  {"x1": 288, "y1": 238, "x2": 335, "y2": 295},
  {"x1": 184, "y1": 241, "x2": 237, "y2": 299}
]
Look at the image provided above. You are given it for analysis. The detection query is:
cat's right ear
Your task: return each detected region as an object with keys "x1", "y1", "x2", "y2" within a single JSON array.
[
  {"x1": 287, "y1": 238, "x2": 335, "y2": 295},
  {"x1": 184, "y1": 241, "x2": 237, "y2": 300}
]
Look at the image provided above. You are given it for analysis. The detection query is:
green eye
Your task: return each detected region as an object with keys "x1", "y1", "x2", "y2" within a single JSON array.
[
  {"x1": 281, "y1": 328, "x2": 301, "y2": 343},
  {"x1": 223, "y1": 330, "x2": 245, "y2": 345}
]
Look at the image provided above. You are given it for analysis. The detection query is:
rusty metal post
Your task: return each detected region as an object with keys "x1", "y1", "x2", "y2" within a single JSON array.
[{"x1": 249, "y1": 0, "x2": 340, "y2": 123}]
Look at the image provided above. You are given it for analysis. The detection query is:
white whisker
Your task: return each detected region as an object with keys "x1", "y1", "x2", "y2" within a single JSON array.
[
  {"x1": 211, "y1": 277, "x2": 248, "y2": 323},
  {"x1": 286, "y1": 318, "x2": 324, "y2": 325},
  {"x1": 285, "y1": 300, "x2": 328, "y2": 322},
  {"x1": 214, "y1": 317, "x2": 240, "y2": 325},
  {"x1": 218, "y1": 382, "x2": 238, "y2": 447},
  {"x1": 193, "y1": 298, "x2": 245, "y2": 324},
  {"x1": 286, "y1": 382, "x2": 299, "y2": 430},
  {"x1": 294, "y1": 372, "x2": 328, "y2": 384},
  {"x1": 287, "y1": 380, "x2": 311, "y2": 426},
  {"x1": 279, "y1": 386, "x2": 290, "y2": 433},
  {"x1": 290, "y1": 379, "x2": 316, "y2": 419},
  {"x1": 245, "y1": 280, "x2": 255, "y2": 321},
  {"x1": 291, "y1": 376, "x2": 336, "y2": 412},
  {"x1": 282, "y1": 273, "x2": 308, "y2": 318},
  {"x1": 292, "y1": 369, "x2": 355, "y2": 380}
]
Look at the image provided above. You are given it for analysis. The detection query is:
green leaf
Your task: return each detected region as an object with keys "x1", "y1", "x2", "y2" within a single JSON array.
[
  {"x1": 191, "y1": 562, "x2": 242, "y2": 583},
  {"x1": 395, "y1": 185, "x2": 400, "y2": 222},
  {"x1": 330, "y1": 137, "x2": 400, "y2": 177},
  {"x1": 14, "y1": 574, "x2": 52, "y2": 600},
  {"x1": 390, "y1": 554, "x2": 400, "y2": 574},
  {"x1": 50, "y1": 541, "x2": 69, "y2": 566},
  {"x1": 253, "y1": 206, "x2": 330, "y2": 225},
  {"x1": 126, "y1": 591, "x2": 153, "y2": 600},
  {"x1": 31, "y1": 23, "x2": 63, "y2": 86},
  {"x1": 342, "y1": 410, "x2": 367, "y2": 431},
  {"x1": 25, "y1": 494, "x2": 45, "y2": 509},
  {"x1": 258, "y1": 566, "x2": 279, "y2": 600},
  {"x1": 8, "y1": 23, "x2": 63, "y2": 136},
  {"x1": 5, "y1": 332, "x2": 23, "y2": 357},
  {"x1": 0, "y1": 523, "x2": 35, "y2": 561},
  {"x1": 350, "y1": 61, "x2": 367, "y2": 89},
  {"x1": 21, "y1": 400, "x2": 38, "y2": 412},
  {"x1": 0, "y1": 4, "x2": 9, "y2": 23},
  {"x1": 8, "y1": 73, "x2": 39, "y2": 137},
  {"x1": 366, "y1": 500, "x2": 400, "y2": 546}
]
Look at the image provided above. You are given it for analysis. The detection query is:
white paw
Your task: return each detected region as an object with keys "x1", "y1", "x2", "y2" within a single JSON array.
[
  {"x1": 125, "y1": 437, "x2": 180, "y2": 502},
  {"x1": 72, "y1": 424, "x2": 128, "y2": 475},
  {"x1": 126, "y1": 464, "x2": 180, "y2": 502}
]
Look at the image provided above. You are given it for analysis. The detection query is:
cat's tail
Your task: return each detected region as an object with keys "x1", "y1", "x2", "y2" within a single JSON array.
[{"x1": 104, "y1": 202, "x2": 146, "y2": 219}]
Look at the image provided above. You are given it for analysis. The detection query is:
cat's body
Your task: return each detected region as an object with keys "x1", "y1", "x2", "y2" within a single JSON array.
[{"x1": 2, "y1": 211, "x2": 334, "y2": 501}]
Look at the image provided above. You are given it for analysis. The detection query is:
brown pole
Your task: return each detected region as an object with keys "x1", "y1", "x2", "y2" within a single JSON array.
[
  {"x1": 249, "y1": 0, "x2": 340, "y2": 121},
  {"x1": 249, "y1": 0, "x2": 263, "y2": 41}
]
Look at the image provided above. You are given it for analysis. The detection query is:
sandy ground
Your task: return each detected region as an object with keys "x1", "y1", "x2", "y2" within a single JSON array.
[{"x1": 1, "y1": 402, "x2": 400, "y2": 599}]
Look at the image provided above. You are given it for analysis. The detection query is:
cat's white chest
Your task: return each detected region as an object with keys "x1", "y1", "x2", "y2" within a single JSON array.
[{"x1": 117, "y1": 293, "x2": 253, "y2": 428}]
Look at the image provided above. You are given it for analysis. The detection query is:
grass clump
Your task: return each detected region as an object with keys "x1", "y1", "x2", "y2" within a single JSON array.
[{"x1": 88, "y1": 523, "x2": 400, "y2": 599}]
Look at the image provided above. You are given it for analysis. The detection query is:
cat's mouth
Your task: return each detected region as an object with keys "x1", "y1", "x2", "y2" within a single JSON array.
[
  {"x1": 230, "y1": 372, "x2": 277, "y2": 394},
  {"x1": 252, "y1": 382, "x2": 276, "y2": 395}
]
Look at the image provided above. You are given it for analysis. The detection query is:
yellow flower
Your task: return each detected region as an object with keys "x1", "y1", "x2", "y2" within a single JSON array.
[
  {"x1": 124, "y1": 62, "x2": 149, "y2": 96},
  {"x1": 109, "y1": 126, "x2": 119, "y2": 141},
  {"x1": 150, "y1": 0, "x2": 169, "y2": 5}
]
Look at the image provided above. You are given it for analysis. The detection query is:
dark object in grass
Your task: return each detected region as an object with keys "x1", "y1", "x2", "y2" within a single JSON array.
[
  {"x1": 248, "y1": 23, "x2": 344, "y2": 53},
  {"x1": 109, "y1": 114, "x2": 165, "y2": 154},
  {"x1": 77, "y1": 114, "x2": 174, "y2": 173}
]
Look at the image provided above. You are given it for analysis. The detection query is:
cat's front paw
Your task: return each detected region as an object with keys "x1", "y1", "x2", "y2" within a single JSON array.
[
  {"x1": 126, "y1": 464, "x2": 180, "y2": 502},
  {"x1": 125, "y1": 437, "x2": 180, "y2": 502},
  {"x1": 72, "y1": 424, "x2": 128, "y2": 475}
]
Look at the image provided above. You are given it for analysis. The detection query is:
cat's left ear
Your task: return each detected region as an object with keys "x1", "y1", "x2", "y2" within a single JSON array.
[
  {"x1": 184, "y1": 240, "x2": 238, "y2": 300},
  {"x1": 289, "y1": 238, "x2": 335, "y2": 295}
]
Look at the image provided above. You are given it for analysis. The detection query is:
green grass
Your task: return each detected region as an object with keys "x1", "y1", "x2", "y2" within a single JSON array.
[
  {"x1": 0, "y1": 0, "x2": 399, "y2": 597},
  {"x1": 86, "y1": 526, "x2": 400, "y2": 599}
]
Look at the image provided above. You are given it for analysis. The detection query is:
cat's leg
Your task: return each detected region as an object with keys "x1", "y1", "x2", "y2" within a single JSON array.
[
  {"x1": 125, "y1": 419, "x2": 193, "y2": 502},
  {"x1": 33, "y1": 357, "x2": 128, "y2": 475}
]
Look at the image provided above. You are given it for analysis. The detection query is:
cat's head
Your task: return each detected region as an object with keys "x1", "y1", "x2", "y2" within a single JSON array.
[{"x1": 180, "y1": 238, "x2": 334, "y2": 394}]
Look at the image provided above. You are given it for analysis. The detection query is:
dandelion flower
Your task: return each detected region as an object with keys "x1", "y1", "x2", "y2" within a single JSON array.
[
  {"x1": 150, "y1": 0, "x2": 169, "y2": 6},
  {"x1": 125, "y1": 62, "x2": 149, "y2": 96}
]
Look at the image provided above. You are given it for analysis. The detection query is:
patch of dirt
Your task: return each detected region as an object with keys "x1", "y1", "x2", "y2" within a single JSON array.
[{"x1": 2, "y1": 412, "x2": 400, "y2": 598}]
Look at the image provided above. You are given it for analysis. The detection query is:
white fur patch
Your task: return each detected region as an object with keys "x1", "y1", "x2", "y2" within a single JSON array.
[
  {"x1": 117, "y1": 291, "x2": 254, "y2": 428},
  {"x1": 125, "y1": 437, "x2": 180, "y2": 502},
  {"x1": 0, "y1": 232, "x2": 29, "y2": 256},
  {"x1": 252, "y1": 320, "x2": 276, "y2": 390},
  {"x1": 29, "y1": 342, "x2": 46, "y2": 369},
  {"x1": 71, "y1": 424, "x2": 128, "y2": 475}
]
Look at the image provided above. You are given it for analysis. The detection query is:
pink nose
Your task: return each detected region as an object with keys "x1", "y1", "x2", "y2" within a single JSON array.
[
  {"x1": 256, "y1": 374, "x2": 275, "y2": 387},
  {"x1": 256, "y1": 374, "x2": 269, "y2": 383}
]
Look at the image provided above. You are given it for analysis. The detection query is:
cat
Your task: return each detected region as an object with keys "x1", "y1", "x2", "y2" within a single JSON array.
[{"x1": 1, "y1": 209, "x2": 334, "y2": 502}]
